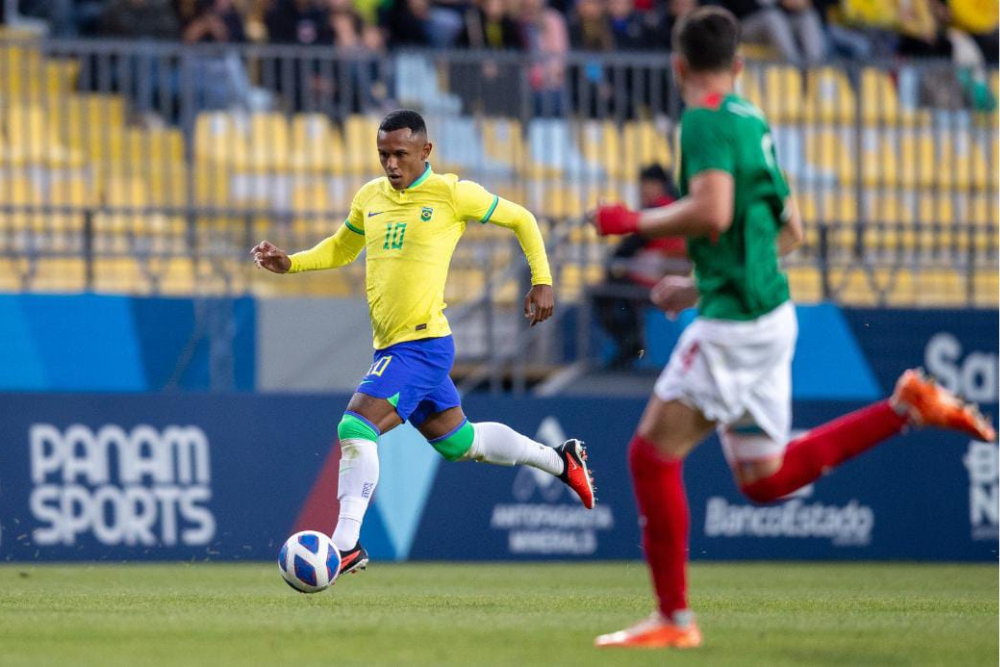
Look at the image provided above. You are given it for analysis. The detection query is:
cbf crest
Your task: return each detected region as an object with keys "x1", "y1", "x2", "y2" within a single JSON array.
[{"x1": 420, "y1": 206, "x2": 434, "y2": 222}]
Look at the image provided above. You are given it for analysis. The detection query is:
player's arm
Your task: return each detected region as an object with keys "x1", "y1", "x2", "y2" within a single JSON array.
[
  {"x1": 455, "y1": 180, "x2": 554, "y2": 326},
  {"x1": 777, "y1": 195, "x2": 804, "y2": 256},
  {"x1": 288, "y1": 223, "x2": 366, "y2": 272},
  {"x1": 593, "y1": 109, "x2": 734, "y2": 238}
]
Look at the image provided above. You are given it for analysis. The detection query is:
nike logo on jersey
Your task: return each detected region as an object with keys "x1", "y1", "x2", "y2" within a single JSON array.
[{"x1": 367, "y1": 211, "x2": 384, "y2": 218}]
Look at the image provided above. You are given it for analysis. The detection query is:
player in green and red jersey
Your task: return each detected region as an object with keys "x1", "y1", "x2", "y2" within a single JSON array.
[{"x1": 590, "y1": 7, "x2": 995, "y2": 649}]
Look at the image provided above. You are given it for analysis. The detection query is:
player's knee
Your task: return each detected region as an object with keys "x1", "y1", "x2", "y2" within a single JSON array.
[
  {"x1": 428, "y1": 420, "x2": 475, "y2": 462},
  {"x1": 337, "y1": 411, "x2": 380, "y2": 450}
]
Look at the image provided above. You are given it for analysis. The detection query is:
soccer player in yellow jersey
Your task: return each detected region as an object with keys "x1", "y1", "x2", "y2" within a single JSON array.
[{"x1": 252, "y1": 109, "x2": 596, "y2": 575}]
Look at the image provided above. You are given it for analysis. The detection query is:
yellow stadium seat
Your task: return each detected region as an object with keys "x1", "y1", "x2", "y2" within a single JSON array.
[
  {"x1": 622, "y1": 121, "x2": 673, "y2": 173},
  {"x1": 896, "y1": 135, "x2": 935, "y2": 189},
  {"x1": 480, "y1": 118, "x2": 525, "y2": 172},
  {"x1": 291, "y1": 114, "x2": 343, "y2": 173},
  {"x1": 860, "y1": 132, "x2": 895, "y2": 187},
  {"x1": 762, "y1": 66, "x2": 803, "y2": 123},
  {"x1": 973, "y1": 269, "x2": 998, "y2": 308},
  {"x1": 799, "y1": 189, "x2": 856, "y2": 251},
  {"x1": 578, "y1": 121, "x2": 623, "y2": 178},
  {"x1": 882, "y1": 268, "x2": 917, "y2": 306},
  {"x1": 915, "y1": 268, "x2": 967, "y2": 306},
  {"x1": 804, "y1": 129, "x2": 854, "y2": 183},
  {"x1": 830, "y1": 267, "x2": 880, "y2": 305},
  {"x1": 737, "y1": 68, "x2": 765, "y2": 110},
  {"x1": 785, "y1": 265, "x2": 824, "y2": 303},
  {"x1": 92, "y1": 258, "x2": 153, "y2": 295},
  {"x1": 861, "y1": 69, "x2": 900, "y2": 126},
  {"x1": 248, "y1": 113, "x2": 290, "y2": 171},
  {"x1": 935, "y1": 140, "x2": 989, "y2": 191},
  {"x1": 805, "y1": 67, "x2": 856, "y2": 124},
  {"x1": 195, "y1": 111, "x2": 249, "y2": 167},
  {"x1": 342, "y1": 115, "x2": 383, "y2": 175},
  {"x1": 32, "y1": 258, "x2": 86, "y2": 293},
  {"x1": 2, "y1": 104, "x2": 80, "y2": 165}
]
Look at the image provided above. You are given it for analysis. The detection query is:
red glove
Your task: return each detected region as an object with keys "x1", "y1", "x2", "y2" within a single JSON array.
[{"x1": 594, "y1": 203, "x2": 640, "y2": 236}]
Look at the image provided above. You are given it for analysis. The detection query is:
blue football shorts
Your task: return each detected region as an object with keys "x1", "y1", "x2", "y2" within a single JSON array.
[{"x1": 355, "y1": 335, "x2": 462, "y2": 426}]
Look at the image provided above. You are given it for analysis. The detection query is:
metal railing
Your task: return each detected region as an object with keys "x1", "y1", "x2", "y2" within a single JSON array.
[{"x1": 0, "y1": 37, "x2": 997, "y2": 315}]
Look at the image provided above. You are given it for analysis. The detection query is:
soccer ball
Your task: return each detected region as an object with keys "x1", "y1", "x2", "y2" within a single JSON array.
[{"x1": 278, "y1": 530, "x2": 342, "y2": 593}]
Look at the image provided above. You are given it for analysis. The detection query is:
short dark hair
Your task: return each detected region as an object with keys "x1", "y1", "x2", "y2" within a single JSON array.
[
  {"x1": 672, "y1": 6, "x2": 740, "y2": 73},
  {"x1": 639, "y1": 163, "x2": 669, "y2": 184},
  {"x1": 379, "y1": 109, "x2": 427, "y2": 136}
]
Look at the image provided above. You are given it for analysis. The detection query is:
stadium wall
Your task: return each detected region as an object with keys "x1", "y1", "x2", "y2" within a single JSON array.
[{"x1": 0, "y1": 299, "x2": 996, "y2": 563}]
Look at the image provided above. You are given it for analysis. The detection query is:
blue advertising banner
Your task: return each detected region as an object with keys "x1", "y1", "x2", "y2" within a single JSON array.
[{"x1": 0, "y1": 393, "x2": 996, "y2": 564}]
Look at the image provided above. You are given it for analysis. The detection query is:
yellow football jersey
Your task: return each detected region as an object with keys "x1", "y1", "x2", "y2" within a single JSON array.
[{"x1": 288, "y1": 164, "x2": 552, "y2": 349}]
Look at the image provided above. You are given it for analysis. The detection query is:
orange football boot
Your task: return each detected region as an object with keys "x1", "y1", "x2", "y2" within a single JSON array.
[
  {"x1": 893, "y1": 369, "x2": 996, "y2": 442},
  {"x1": 595, "y1": 612, "x2": 702, "y2": 649}
]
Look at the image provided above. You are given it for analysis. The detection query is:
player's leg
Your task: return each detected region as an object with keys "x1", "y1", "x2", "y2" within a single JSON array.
[
  {"x1": 330, "y1": 392, "x2": 402, "y2": 573},
  {"x1": 413, "y1": 386, "x2": 596, "y2": 509},
  {"x1": 731, "y1": 369, "x2": 996, "y2": 502},
  {"x1": 595, "y1": 396, "x2": 714, "y2": 649}
]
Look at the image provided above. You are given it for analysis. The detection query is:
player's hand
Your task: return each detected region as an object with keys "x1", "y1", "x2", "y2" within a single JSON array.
[
  {"x1": 524, "y1": 284, "x2": 554, "y2": 327},
  {"x1": 650, "y1": 275, "x2": 698, "y2": 320},
  {"x1": 589, "y1": 203, "x2": 640, "y2": 236},
  {"x1": 251, "y1": 240, "x2": 292, "y2": 274}
]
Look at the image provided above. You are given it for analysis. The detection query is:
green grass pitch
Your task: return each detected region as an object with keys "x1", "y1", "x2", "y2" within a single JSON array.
[{"x1": 0, "y1": 562, "x2": 995, "y2": 666}]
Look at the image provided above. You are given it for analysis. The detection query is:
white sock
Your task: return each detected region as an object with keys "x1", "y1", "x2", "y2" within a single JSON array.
[
  {"x1": 462, "y1": 422, "x2": 564, "y2": 476},
  {"x1": 331, "y1": 438, "x2": 379, "y2": 552}
]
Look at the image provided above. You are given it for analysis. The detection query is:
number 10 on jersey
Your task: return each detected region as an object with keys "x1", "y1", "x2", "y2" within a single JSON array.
[{"x1": 383, "y1": 222, "x2": 406, "y2": 250}]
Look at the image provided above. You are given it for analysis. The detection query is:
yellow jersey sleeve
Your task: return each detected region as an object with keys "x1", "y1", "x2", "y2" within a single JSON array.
[
  {"x1": 287, "y1": 223, "x2": 365, "y2": 273},
  {"x1": 454, "y1": 180, "x2": 552, "y2": 286}
]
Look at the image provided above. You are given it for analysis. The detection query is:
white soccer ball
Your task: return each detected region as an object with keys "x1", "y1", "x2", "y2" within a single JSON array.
[{"x1": 278, "y1": 530, "x2": 342, "y2": 593}]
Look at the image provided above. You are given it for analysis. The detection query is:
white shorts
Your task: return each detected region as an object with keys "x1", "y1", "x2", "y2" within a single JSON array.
[{"x1": 654, "y1": 301, "x2": 797, "y2": 463}]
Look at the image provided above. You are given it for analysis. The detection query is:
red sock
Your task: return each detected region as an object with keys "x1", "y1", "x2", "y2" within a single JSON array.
[
  {"x1": 628, "y1": 434, "x2": 689, "y2": 617},
  {"x1": 741, "y1": 400, "x2": 908, "y2": 503}
]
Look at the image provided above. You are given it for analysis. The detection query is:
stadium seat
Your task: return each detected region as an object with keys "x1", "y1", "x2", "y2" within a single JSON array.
[
  {"x1": 290, "y1": 114, "x2": 343, "y2": 173},
  {"x1": 342, "y1": 115, "x2": 383, "y2": 175},
  {"x1": 480, "y1": 118, "x2": 525, "y2": 173},
  {"x1": 195, "y1": 111, "x2": 249, "y2": 168},
  {"x1": 804, "y1": 67, "x2": 856, "y2": 124},
  {"x1": 785, "y1": 265, "x2": 824, "y2": 303},
  {"x1": 860, "y1": 69, "x2": 900, "y2": 126},
  {"x1": 829, "y1": 267, "x2": 880, "y2": 305},
  {"x1": 803, "y1": 129, "x2": 854, "y2": 184},
  {"x1": 577, "y1": 120, "x2": 622, "y2": 178},
  {"x1": 914, "y1": 268, "x2": 967, "y2": 306},
  {"x1": 896, "y1": 135, "x2": 935, "y2": 189},
  {"x1": 249, "y1": 113, "x2": 291, "y2": 171},
  {"x1": 622, "y1": 121, "x2": 673, "y2": 174},
  {"x1": 762, "y1": 66, "x2": 803, "y2": 123},
  {"x1": 973, "y1": 268, "x2": 999, "y2": 308},
  {"x1": 1, "y1": 103, "x2": 81, "y2": 166},
  {"x1": 31, "y1": 258, "x2": 87, "y2": 293}
]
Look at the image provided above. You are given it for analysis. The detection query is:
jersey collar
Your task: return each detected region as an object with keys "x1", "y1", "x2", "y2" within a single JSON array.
[{"x1": 402, "y1": 162, "x2": 433, "y2": 192}]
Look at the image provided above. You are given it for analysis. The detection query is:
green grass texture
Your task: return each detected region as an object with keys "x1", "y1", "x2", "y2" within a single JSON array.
[{"x1": 0, "y1": 562, "x2": 995, "y2": 666}]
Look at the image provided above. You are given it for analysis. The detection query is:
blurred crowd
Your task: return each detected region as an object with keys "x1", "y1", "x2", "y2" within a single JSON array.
[{"x1": 5, "y1": 0, "x2": 998, "y2": 65}]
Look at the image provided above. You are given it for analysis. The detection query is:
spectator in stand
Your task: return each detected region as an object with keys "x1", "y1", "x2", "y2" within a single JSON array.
[
  {"x1": 720, "y1": 0, "x2": 827, "y2": 65},
  {"x1": 101, "y1": 0, "x2": 181, "y2": 117},
  {"x1": 426, "y1": 0, "x2": 470, "y2": 47},
  {"x1": 101, "y1": 0, "x2": 179, "y2": 38},
  {"x1": 648, "y1": 0, "x2": 698, "y2": 48},
  {"x1": 380, "y1": 0, "x2": 433, "y2": 47},
  {"x1": 265, "y1": 0, "x2": 331, "y2": 45},
  {"x1": 949, "y1": 0, "x2": 999, "y2": 64},
  {"x1": 265, "y1": 0, "x2": 333, "y2": 111},
  {"x1": 569, "y1": 0, "x2": 613, "y2": 51},
  {"x1": 519, "y1": 0, "x2": 569, "y2": 116},
  {"x1": 327, "y1": 0, "x2": 384, "y2": 51},
  {"x1": 179, "y1": 0, "x2": 250, "y2": 110},
  {"x1": 180, "y1": 0, "x2": 247, "y2": 43},
  {"x1": 608, "y1": 0, "x2": 651, "y2": 49},
  {"x1": 457, "y1": 0, "x2": 522, "y2": 48},
  {"x1": 593, "y1": 164, "x2": 688, "y2": 370},
  {"x1": 453, "y1": 0, "x2": 522, "y2": 113}
]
